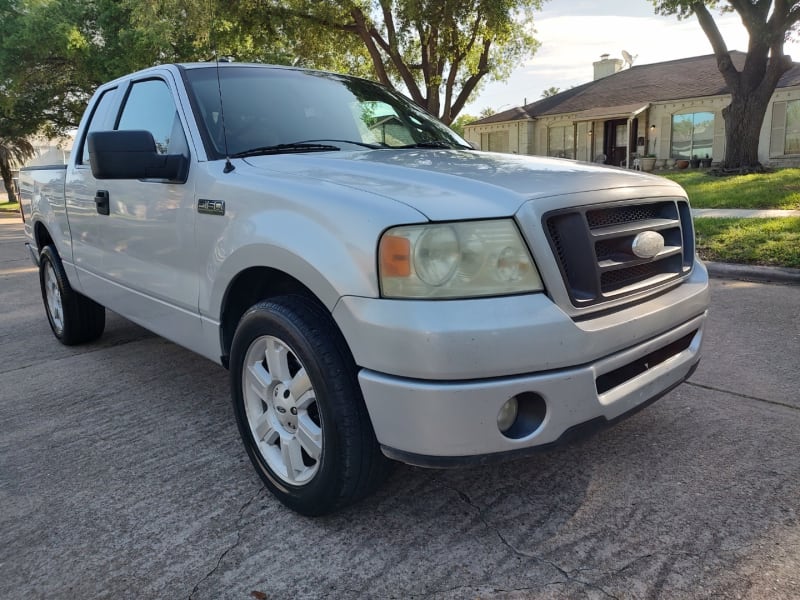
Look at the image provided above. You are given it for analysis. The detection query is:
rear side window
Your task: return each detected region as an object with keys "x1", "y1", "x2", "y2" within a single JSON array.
[
  {"x1": 80, "y1": 88, "x2": 118, "y2": 165},
  {"x1": 116, "y1": 79, "x2": 188, "y2": 156}
]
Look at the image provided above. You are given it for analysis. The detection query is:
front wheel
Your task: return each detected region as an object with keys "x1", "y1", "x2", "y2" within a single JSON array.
[
  {"x1": 230, "y1": 296, "x2": 390, "y2": 516},
  {"x1": 39, "y1": 245, "x2": 105, "y2": 345}
]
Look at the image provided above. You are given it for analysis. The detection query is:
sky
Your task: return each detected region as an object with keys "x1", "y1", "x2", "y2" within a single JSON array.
[{"x1": 463, "y1": 0, "x2": 800, "y2": 115}]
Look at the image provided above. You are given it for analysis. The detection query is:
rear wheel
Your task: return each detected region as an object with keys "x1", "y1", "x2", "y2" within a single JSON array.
[
  {"x1": 39, "y1": 245, "x2": 105, "y2": 345},
  {"x1": 230, "y1": 295, "x2": 390, "y2": 516}
]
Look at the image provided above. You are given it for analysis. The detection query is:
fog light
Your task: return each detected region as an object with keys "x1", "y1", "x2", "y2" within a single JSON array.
[{"x1": 497, "y1": 397, "x2": 519, "y2": 433}]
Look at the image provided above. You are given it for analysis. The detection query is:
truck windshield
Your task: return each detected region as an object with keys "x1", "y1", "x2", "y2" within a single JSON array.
[{"x1": 183, "y1": 65, "x2": 471, "y2": 158}]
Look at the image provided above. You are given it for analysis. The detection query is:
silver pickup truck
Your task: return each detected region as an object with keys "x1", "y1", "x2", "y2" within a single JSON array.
[{"x1": 20, "y1": 63, "x2": 709, "y2": 515}]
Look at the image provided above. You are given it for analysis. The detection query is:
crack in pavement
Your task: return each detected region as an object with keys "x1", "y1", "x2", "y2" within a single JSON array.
[
  {"x1": 442, "y1": 483, "x2": 620, "y2": 600},
  {"x1": 686, "y1": 381, "x2": 799, "y2": 412},
  {"x1": 187, "y1": 487, "x2": 263, "y2": 600}
]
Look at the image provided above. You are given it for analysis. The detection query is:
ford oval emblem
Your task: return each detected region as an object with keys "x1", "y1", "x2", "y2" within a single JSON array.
[{"x1": 631, "y1": 231, "x2": 665, "y2": 259}]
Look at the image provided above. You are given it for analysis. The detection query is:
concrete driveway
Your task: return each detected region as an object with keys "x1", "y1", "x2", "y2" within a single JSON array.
[{"x1": 1, "y1": 212, "x2": 799, "y2": 599}]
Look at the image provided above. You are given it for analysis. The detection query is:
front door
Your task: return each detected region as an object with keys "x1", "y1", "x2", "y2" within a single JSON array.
[
  {"x1": 604, "y1": 119, "x2": 627, "y2": 166},
  {"x1": 66, "y1": 74, "x2": 203, "y2": 350},
  {"x1": 603, "y1": 118, "x2": 638, "y2": 167}
]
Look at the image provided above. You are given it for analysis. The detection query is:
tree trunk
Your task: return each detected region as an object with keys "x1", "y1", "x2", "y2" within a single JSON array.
[
  {"x1": 0, "y1": 159, "x2": 18, "y2": 204},
  {"x1": 720, "y1": 91, "x2": 771, "y2": 171}
]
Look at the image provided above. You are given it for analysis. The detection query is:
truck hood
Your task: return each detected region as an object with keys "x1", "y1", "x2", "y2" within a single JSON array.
[{"x1": 243, "y1": 149, "x2": 684, "y2": 221}]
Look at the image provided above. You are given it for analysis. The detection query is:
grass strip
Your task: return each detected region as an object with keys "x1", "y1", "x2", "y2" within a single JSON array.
[
  {"x1": 694, "y1": 217, "x2": 800, "y2": 268},
  {"x1": 660, "y1": 169, "x2": 800, "y2": 210},
  {"x1": 0, "y1": 201, "x2": 20, "y2": 214}
]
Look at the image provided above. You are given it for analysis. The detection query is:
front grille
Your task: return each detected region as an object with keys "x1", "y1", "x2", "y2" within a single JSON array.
[{"x1": 544, "y1": 199, "x2": 694, "y2": 307}]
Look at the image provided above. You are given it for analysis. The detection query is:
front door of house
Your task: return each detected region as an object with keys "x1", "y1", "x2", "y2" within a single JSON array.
[
  {"x1": 603, "y1": 118, "x2": 637, "y2": 167},
  {"x1": 604, "y1": 119, "x2": 626, "y2": 166}
]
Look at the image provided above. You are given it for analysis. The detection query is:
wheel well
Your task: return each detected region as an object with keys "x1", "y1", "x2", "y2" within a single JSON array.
[
  {"x1": 220, "y1": 267, "x2": 323, "y2": 367},
  {"x1": 34, "y1": 222, "x2": 54, "y2": 254}
]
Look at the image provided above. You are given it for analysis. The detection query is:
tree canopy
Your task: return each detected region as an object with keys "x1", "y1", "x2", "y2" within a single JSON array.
[
  {"x1": 267, "y1": 0, "x2": 543, "y2": 124},
  {"x1": 0, "y1": 0, "x2": 544, "y2": 147},
  {"x1": 540, "y1": 86, "x2": 560, "y2": 98},
  {"x1": 652, "y1": 0, "x2": 800, "y2": 170}
]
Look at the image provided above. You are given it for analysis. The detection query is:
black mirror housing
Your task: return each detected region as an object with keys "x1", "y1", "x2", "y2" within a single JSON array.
[{"x1": 88, "y1": 130, "x2": 188, "y2": 182}]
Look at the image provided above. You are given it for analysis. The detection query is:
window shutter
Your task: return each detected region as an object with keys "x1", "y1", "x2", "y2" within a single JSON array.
[
  {"x1": 539, "y1": 128, "x2": 548, "y2": 157},
  {"x1": 712, "y1": 111, "x2": 725, "y2": 160},
  {"x1": 770, "y1": 101, "x2": 787, "y2": 157},
  {"x1": 659, "y1": 116, "x2": 670, "y2": 157},
  {"x1": 576, "y1": 122, "x2": 588, "y2": 161}
]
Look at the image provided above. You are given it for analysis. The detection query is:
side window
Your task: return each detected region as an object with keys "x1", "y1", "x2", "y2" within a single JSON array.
[
  {"x1": 80, "y1": 88, "x2": 118, "y2": 165},
  {"x1": 117, "y1": 79, "x2": 188, "y2": 156}
]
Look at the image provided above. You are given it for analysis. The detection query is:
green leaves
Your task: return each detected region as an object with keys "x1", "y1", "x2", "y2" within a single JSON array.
[{"x1": 0, "y1": 0, "x2": 543, "y2": 139}]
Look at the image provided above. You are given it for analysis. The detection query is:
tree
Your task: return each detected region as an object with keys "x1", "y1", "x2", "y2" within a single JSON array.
[
  {"x1": 449, "y1": 113, "x2": 478, "y2": 136},
  {"x1": 479, "y1": 107, "x2": 497, "y2": 118},
  {"x1": 0, "y1": 135, "x2": 33, "y2": 203},
  {"x1": 0, "y1": 0, "x2": 223, "y2": 135},
  {"x1": 541, "y1": 86, "x2": 560, "y2": 97},
  {"x1": 2, "y1": 0, "x2": 542, "y2": 153},
  {"x1": 222, "y1": 0, "x2": 543, "y2": 124},
  {"x1": 652, "y1": 1, "x2": 800, "y2": 171}
]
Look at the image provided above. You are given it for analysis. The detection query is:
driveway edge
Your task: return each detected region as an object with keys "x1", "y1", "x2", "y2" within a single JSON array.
[{"x1": 706, "y1": 261, "x2": 800, "y2": 285}]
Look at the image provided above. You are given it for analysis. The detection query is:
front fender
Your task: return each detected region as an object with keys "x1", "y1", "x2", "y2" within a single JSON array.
[
  {"x1": 194, "y1": 160, "x2": 428, "y2": 322},
  {"x1": 201, "y1": 208, "x2": 392, "y2": 319}
]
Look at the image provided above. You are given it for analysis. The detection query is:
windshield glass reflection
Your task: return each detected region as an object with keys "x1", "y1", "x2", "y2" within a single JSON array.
[{"x1": 184, "y1": 66, "x2": 470, "y2": 157}]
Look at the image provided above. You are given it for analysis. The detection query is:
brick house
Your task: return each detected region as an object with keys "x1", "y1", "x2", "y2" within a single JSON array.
[{"x1": 463, "y1": 52, "x2": 800, "y2": 169}]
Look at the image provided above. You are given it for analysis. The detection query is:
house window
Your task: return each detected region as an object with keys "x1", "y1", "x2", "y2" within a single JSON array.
[
  {"x1": 785, "y1": 100, "x2": 800, "y2": 154},
  {"x1": 481, "y1": 130, "x2": 509, "y2": 153},
  {"x1": 548, "y1": 125, "x2": 574, "y2": 159},
  {"x1": 670, "y1": 112, "x2": 714, "y2": 159}
]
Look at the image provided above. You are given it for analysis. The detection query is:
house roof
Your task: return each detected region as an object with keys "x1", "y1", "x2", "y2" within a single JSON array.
[{"x1": 471, "y1": 51, "x2": 800, "y2": 125}]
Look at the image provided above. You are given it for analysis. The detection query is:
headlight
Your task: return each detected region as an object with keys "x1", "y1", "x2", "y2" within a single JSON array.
[{"x1": 379, "y1": 219, "x2": 544, "y2": 299}]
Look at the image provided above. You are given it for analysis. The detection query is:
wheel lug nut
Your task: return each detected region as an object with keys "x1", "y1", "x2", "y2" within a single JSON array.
[
  {"x1": 290, "y1": 407, "x2": 297, "y2": 415},
  {"x1": 283, "y1": 390, "x2": 290, "y2": 399}
]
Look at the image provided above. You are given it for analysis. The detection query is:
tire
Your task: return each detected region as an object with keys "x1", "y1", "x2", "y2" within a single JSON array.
[
  {"x1": 39, "y1": 245, "x2": 105, "y2": 345},
  {"x1": 230, "y1": 295, "x2": 391, "y2": 516}
]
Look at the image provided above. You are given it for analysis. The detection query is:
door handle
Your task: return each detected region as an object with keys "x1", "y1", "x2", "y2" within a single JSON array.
[{"x1": 94, "y1": 190, "x2": 110, "y2": 215}]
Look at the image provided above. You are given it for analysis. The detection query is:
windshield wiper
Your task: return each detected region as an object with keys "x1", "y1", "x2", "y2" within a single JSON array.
[
  {"x1": 394, "y1": 140, "x2": 471, "y2": 150},
  {"x1": 230, "y1": 142, "x2": 341, "y2": 158},
  {"x1": 293, "y1": 138, "x2": 384, "y2": 149}
]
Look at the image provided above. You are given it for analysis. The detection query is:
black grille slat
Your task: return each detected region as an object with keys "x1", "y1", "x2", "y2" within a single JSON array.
[
  {"x1": 587, "y1": 203, "x2": 677, "y2": 229},
  {"x1": 589, "y1": 218, "x2": 680, "y2": 239},
  {"x1": 543, "y1": 199, "x2": 694, "y2": 307}
]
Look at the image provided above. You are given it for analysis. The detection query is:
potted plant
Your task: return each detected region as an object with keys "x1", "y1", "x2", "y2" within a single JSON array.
[
  {"x1": 700, "y1": 154, "x2": 712, "y2": 168},
  {"x1": 675, "y1": 159, "x2": 689, "y2": 169},
  {"x1": 690, "y1": 154, "x2": 701, "y2": 168},
  {"x1": 640, "y1": 154, "x2": 657, "y2": 172}
]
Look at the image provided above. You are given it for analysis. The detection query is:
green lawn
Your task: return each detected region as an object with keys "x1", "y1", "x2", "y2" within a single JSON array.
[
  {"x1": 0, "y1": 200, "x2": 20, "y2": 214},
  {"x1": 694, "y1": 217, "x2": 800, "y2": 268},
  {"x1": 660, "y1": 168, "x2": 800, "y2": 210}
]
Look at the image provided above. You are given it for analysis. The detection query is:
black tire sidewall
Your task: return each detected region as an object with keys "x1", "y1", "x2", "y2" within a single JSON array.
[
  {"x1": 39, "y1": 246, "x2": 72, "y2": 343},
  {"x1": 38, "y1": 245, "x2": 105, "y2": 346},
  {"x1": 230, "y1": 297, "x2": 361, "y2": 516}
]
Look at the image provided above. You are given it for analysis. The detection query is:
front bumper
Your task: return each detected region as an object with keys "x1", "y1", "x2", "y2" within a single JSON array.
[{"x1": 358, "y1": 312, "x2": 705, "y2": 465}]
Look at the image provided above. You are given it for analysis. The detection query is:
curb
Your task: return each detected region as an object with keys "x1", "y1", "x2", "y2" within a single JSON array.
[{"x1": 706, "y1": 261, "x2": 800, "y2": 285}]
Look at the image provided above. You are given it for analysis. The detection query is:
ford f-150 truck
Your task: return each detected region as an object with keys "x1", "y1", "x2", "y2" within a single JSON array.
[{"x1": 20, "y1": 63, "x2": 709, "y2": 515}]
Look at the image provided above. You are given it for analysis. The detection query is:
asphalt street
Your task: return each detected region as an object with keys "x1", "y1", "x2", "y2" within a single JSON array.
[{"x1": 1, "y1": 212, "x2": 799, "y2": 600}]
